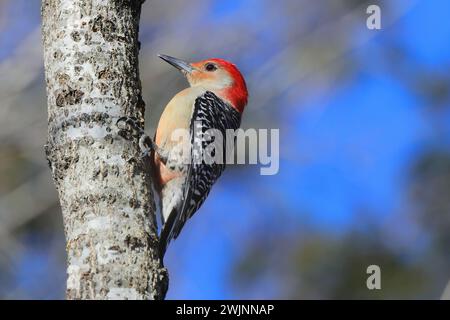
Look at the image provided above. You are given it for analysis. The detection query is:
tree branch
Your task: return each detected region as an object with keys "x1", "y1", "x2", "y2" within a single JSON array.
[{"x1": 41, "y1": 0, "x2": 168, "y2": 300}]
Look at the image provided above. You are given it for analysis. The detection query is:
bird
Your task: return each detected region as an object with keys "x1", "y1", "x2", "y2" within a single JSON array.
[{"x1": 117, "y1": 54, "x2": 248, "y2": 258}]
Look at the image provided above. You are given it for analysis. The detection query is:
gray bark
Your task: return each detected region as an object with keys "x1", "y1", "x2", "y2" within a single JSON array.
[{"x1": 41, "y1": 0, "x2": 168, "y2": 299}]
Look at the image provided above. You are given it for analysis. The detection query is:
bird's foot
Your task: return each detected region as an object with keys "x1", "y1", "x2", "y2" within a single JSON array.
[
  {"x1": 139, "y1": 134, "x2": 158, "y2": 159},
  {"x1": 116, "y1": 116, "x2": 160, "y2": 159},
  {"x1": 116, "y1": 116, "x2": 168, "y2": 162},
  {"x1": 116, "y1": 116, "x2": 145, "y2": 140}
]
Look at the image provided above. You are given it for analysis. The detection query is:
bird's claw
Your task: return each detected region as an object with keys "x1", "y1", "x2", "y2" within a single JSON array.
[
  {"x1": 117, "y1": 116, "x2": 158, "y2": 158},
  {"x1": 140, "y1": 150, "x2": 150, "y2": 159},
  {"x1": 139, "y1": 134, "x2": 156, "y2": 158},
  {"x1": 116, "y1": 116, "x2": 128, "y2": 128},
  {"x1": 116, "y1": 116, "x2": 141, "y2": 131},
  {"x1": 116, "y1": 116, "x2": 145, "y2": 140}
]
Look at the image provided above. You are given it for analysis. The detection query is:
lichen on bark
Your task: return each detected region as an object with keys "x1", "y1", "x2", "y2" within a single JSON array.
[{"x1": 41, "y1": 0, "x2": 168, "y2": 299}]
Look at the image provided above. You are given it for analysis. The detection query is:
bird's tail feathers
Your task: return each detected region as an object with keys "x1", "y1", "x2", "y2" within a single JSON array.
[{"x1": 158, "y1": 209, "x2": 178, "y2": 260}]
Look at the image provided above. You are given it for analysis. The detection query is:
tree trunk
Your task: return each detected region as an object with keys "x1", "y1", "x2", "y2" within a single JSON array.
[{"x1": 41, "y1": 0, "x2": 168, "y2": 300}]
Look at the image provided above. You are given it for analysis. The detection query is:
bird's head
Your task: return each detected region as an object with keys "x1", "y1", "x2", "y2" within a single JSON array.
[{"x1": 158, "y1": 54, "x2": 248, "y2": 113}]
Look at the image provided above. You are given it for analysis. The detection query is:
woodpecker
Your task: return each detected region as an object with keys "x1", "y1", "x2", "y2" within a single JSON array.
[{"x1": 117, "y1": 54, "x2": 248, "y2": 258}]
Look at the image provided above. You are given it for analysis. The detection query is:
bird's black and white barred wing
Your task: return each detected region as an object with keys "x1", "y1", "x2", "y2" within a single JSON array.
[{"x1": 160, "y1": 91, "x2": 241, "y2": 248}]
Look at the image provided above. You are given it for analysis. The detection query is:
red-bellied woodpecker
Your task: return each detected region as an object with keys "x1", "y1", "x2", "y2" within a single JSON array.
[{"x1": 117, "y1": 55, "x2": 248, "y2": 258}]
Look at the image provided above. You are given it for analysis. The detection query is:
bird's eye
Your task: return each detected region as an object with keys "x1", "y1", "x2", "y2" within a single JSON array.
[{"x1": 205, "y1": 63, "x2": 217, "y2": 72}]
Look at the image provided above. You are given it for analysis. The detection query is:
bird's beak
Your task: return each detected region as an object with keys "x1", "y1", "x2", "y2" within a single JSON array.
[{"x1": 158, "y1": 54, "x2": 194, "y2": 75}]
